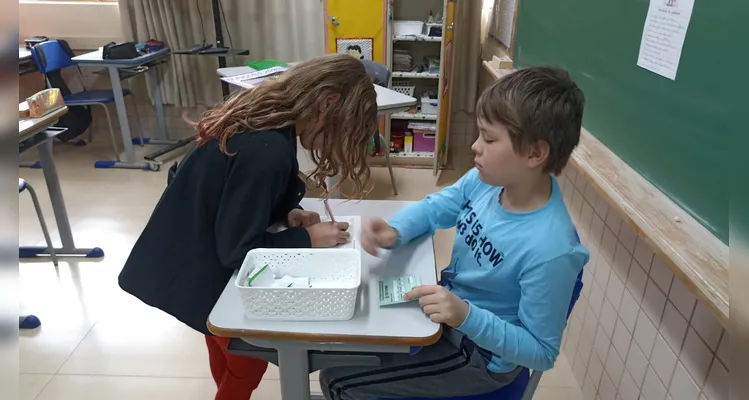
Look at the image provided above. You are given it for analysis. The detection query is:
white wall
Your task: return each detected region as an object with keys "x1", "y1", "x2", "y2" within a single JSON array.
[{"x1": 19, "y1": 1, "x2": 123, "y2": 50}]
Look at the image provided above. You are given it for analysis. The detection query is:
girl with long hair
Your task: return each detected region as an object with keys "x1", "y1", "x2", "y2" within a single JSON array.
[{"x1": 118, "y1": 54, "x2": 378, "y2": 400}]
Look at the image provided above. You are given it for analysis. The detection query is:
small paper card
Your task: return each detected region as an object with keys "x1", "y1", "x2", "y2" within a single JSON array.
[{"x1": 378, "y1": 275, "x2": 422, "y2": 306}]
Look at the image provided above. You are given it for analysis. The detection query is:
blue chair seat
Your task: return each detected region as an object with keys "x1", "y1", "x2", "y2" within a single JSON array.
[{"x1": 63, "y1": 89, "x2": 131, "y2": 105}]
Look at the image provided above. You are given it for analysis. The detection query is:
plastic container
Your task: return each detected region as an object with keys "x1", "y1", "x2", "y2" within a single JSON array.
[
  {"x1": 393, "y1": 20, "x2": 425, "y2": 36},
  {"x1": 420, "y1": 96, "x2": 439, "y2": 115},
  {"x1": 391, "y1": 82, "x2": 416, "y2": 97},
  {"x1": 235, "y1": 248, "x2": 361, "y2": 321},
  {"x1": 413, "y1": 130, "x2": 436, "y2": 153}
]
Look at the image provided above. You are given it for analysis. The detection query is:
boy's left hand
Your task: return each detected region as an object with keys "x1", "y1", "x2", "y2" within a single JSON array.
[
  {"x1": 405, "y1": 285, "x2": 469, "y2": 328},
  {"x1": 287, "y1": 209, "x2": 321, "y2": 228}
]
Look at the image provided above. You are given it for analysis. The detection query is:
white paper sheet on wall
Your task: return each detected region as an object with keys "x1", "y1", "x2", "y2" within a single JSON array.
[
  {"x1": 489, "y1": 0, "x2": 518, "y2": 50},
  {"x1": 636, "y1": 0, "x2": 696, "y2": 80}
]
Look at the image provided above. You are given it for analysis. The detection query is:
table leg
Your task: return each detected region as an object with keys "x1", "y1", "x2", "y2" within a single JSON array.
[
  {"x1": 146, "y1": 66, "x2": 168, "y2": 141},
  {"x1": 95, "y1": 66, "x2": 156, "y2": 171},
  {"x1": 142, "y1": 64, "x2": 194, "y2": 161},
  {"x1": 277, "y1": 346, "x2": 312, "y2": 400},
  {"x1": 22, "y1": 139, "x2": 104, "y2": 258},
  {"x1": 325, "y1": 175, "x2": 341, "y2": 200}
]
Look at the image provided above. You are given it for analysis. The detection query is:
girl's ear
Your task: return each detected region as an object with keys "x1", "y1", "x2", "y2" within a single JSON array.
[{"x1": 321, "y1": 92, "x2": 341, "y2": 113}]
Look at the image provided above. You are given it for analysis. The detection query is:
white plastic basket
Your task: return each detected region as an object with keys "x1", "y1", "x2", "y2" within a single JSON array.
[
  {"x1": 392, "y1": 82, "x2": 416, "y2": 97},
  {"x1": 393, "y1": 20, "x2": 425, "y2": 36},
  {"x1": 235, "y1": 248, "x2": 362, "y2": 321}
]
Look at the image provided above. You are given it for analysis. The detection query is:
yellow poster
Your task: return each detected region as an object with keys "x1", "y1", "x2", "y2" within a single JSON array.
[
  {"x1": 436, "y1": 0, "x2": 455, "y2": 169},
  {"x1": 324, "y1": 0, "x2": 387, "y2": 63}
]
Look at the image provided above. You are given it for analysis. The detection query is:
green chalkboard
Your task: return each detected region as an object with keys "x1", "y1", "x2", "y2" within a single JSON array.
[{"x1": 514, "y1": 0, "x2": 741, "y2": 243}]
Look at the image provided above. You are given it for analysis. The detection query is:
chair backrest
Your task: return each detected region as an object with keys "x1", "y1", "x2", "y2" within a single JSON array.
[
  {"x1": 31, "y1": 40, "x2": 76, "y2": 74},
  {"x1": 361, "y1": 59, "x2": 391, "y2": 88}
]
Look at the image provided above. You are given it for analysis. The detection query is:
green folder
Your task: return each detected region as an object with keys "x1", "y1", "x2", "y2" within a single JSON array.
[{"x1": 246, "y1": 59, "x2": 288, "y2": 70}]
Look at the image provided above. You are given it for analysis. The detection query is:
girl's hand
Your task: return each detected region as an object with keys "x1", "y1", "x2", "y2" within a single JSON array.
[
  {"x1": 306, "y1": 221, "x2": 350, "y2": 248},
  {"x1": 288, "y1": 209, "x2": 321, "y2": 228}
]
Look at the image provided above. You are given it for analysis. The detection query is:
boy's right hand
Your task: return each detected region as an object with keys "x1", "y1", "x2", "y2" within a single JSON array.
[
  {"x1": 306, "y1": 221, "x2": 350, "y2": 248},
  {"x1": 362, "y1": 218, "x2": 398, "y2": 256}
]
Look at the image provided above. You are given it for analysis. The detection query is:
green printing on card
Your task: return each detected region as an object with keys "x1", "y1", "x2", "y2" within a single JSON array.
[{"x1": 378, "y1": 275, "x2": 422, "y2": 306}]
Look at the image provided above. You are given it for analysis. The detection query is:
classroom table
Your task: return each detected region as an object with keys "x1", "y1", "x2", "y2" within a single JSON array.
[
  {"x1": 18, "y1": 105, "x2": 104, "y2": 259},
  {"x1": 216, "y1": 66, "x2": 417, "y2": 115},
  {"x1": 72, "y1": 48, "x2": 175, "y2": 171},
  {"x1": 216, "y1": 66, "x2": 417, "y2": 198},
  {"x1": 208, "y1": 199, "x2": 441, "y2": 400},
  {"x1": 19, "y1": 47, "x2": 37, "y2": 75}
]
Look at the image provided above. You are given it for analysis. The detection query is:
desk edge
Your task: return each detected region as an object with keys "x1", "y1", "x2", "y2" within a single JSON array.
[{"x1": 207, "y1": 321, "x2": 443, "y2": 347}]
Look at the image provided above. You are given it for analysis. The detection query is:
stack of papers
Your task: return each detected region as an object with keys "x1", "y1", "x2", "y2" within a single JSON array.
[{"x1": 220, "y1": 66, "x2": 289, "y2": 90}]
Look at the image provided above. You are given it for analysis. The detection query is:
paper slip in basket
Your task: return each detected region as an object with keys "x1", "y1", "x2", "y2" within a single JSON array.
[
  {"x1": 379, "y1": 275, "x2": 422, "y2": 306},
  {"x1": 220, "y1": 66, "x2": 289, "y2": 89}
]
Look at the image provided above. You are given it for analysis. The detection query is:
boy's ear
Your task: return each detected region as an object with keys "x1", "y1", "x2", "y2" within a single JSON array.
[{"x1": 527, "y1": 140, "x2": 550, "y2": 170}]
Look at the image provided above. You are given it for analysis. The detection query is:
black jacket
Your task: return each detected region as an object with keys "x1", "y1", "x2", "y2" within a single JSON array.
[{"x1": 118, "y1": 128, "x2": 310, "y2": 335}]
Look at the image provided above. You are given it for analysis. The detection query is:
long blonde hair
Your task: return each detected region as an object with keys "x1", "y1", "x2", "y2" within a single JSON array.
[{"x1": 193, "y1": 54, "x2": 378, "y2": 197}]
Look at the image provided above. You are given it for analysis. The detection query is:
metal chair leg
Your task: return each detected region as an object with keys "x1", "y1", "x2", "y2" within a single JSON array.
[
  {"x1": 25, "y1": 183, "x2": 58, "y2": 266},
  {"x1": 520, "y1": 370, "x2": 543, "y2": 400},
  {"x1": 97, "y1": 104, "x2": 121, "y2": 161},
  {"x1": 88, "y1": 110, "x2": 95, "y2": 143}
]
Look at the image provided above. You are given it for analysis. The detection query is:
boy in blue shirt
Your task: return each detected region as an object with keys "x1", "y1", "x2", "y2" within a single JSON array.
[{"x1": 319, "y1": 67, "x2": 590, "y2": 399}]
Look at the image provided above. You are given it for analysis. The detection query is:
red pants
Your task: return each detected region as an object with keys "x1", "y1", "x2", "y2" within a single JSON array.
[{"x1": 205, "y1": 335, "x2": 268, "y2": 400}]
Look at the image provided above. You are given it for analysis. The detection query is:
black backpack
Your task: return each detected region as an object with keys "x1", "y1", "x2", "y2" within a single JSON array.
[{"x1": 34, "y1": 40, "x2": 93, "y2": 143}]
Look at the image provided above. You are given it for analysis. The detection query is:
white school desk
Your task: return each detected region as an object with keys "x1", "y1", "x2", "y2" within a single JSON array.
[
  {"x1": 216, "y1": 65, "x2": 416, "y2": 114},
  {"x1": 72, "y1": 48, "x2": 172, "y2": 171},
  {"x1": 208, "y1": 199, "x2": 441, "y2": 400},
  {"x1": 216, "y1": 66, "x2": 416, "y2": 198},
  {"x1": 19, "y1": 105, "x2": 104, "y2": 259},
  {"x1": 19, "y1": 47, "x2": 36, "y2": 75}
]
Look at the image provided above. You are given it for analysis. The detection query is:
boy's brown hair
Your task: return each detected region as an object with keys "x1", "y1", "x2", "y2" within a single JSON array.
[{"x1": 477, "y1": 66, "x2": 585, "y2": 175}]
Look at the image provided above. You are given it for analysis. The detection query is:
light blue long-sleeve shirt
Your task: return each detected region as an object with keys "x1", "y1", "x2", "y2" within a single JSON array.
[{"x1": 389, "y1": 169, "x2": 588, "y2": 373}]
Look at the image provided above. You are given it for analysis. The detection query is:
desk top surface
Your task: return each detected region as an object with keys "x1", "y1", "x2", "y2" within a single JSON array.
[
  {"x1": 216, "y1": 66, "x2": 417, "y2": 112},
  {"x1": 72, "y1": 47, "x2": 170, "y2": 66},
  {"x1": 19, "y1": 105, "x2": 68, "y2": 139},
  {"x1": 208, "y1": 199, "x2": 441, "y2": 346},
  {"x1": 19, "y1": 47, "x2": 31, "y2": 60}
]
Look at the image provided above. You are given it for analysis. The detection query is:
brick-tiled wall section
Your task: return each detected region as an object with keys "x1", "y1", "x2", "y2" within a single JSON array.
[{"x1": 558, "y1": 166, "x2": 729, "y2": 400}]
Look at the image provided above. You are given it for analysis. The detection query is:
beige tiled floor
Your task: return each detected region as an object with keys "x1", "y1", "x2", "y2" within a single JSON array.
[{"x1": 19, "y1": 138, "x2": 581, "y2": 399}]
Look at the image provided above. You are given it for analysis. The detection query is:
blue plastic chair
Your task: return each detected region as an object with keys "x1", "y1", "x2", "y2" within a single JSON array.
[
  {"x1": 30, "y1": 40, "x2": 130, "y2": 160},
  {"x1": 388, "y1": 232, "x2": 585, "y2": 400}
]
